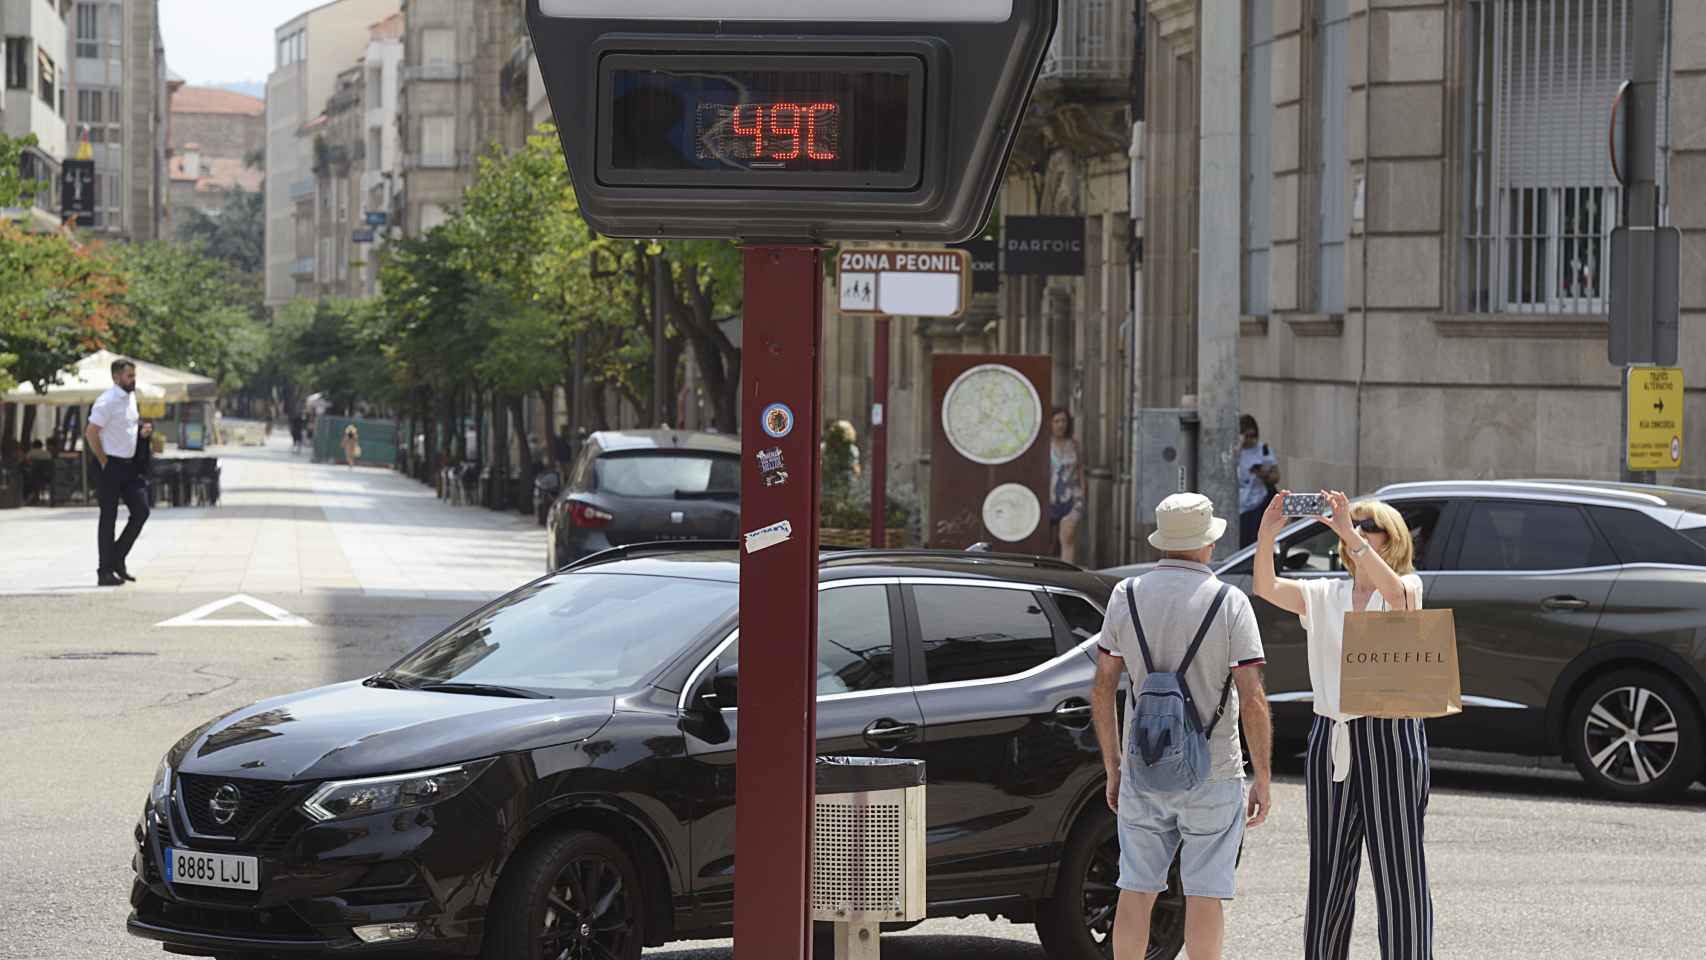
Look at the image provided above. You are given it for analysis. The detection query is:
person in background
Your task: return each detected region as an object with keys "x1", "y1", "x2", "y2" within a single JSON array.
[
  {"x1": 341, "y1": 424, "x2": 361, "y2": 469},
  {"x1": 85, "y1": 358, "x2": 149, "y2": 586},
  {"x1": 1049, "y1": 407, "x2": 1086, "y2": 563},
  {"x1": 1253, "y1": 490, "x2": 1433, "y2": 960},
  {"x1": 1237, "y1": 414, "x2": 1280, "y2": 547},
  {"x1": 26, "y1": 439, "x2": 51, "y2": 463}
]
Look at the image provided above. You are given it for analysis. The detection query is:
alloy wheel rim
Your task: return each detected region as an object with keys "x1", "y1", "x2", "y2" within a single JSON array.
[
  {"x1": 541, "y1": 855, "x2": 634, "y2": 960},
  {"x1": 1083, "y1": 830, "x2": 1184, "y2": 959},
  {"x1": 1583, "y1": 685, "x2": 1680, "y2": 787}
]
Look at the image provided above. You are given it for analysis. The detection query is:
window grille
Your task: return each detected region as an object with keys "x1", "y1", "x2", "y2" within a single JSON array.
[{"x1": 1464, "y1": 0, "x2": 1671, "y2": 314}]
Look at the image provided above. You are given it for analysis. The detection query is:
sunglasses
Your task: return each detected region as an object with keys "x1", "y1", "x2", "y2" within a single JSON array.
[{"x1": 1353, "y1": 517, "x2": 1385, "y2": 535}]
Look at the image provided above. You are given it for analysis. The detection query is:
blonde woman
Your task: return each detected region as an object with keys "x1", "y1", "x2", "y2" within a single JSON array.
[
  {"x1": 341, "y1": 424, "x2": 361, "y2": 469},
  {"x1": 1253, "y1": 490, "x2": 1432, "y2": 960}
]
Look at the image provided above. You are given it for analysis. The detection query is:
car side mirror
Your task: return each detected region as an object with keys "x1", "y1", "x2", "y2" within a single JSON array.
[{"x1": 710, "y1": 665, "x2": 739, "y2": 709}]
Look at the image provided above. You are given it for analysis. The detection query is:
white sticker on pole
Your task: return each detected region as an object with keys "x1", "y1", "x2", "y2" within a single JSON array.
[
  {"x1": 837, "y1": 248, "x2": 971, "y2": 319},
  {"x1": 744, "y1": 520, "x2": 794, "y2": 554}
]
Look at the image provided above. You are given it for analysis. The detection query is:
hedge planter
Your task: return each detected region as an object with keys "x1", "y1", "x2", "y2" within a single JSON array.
[{"x1": 819, "y1": 527, "x2": 907, "y2": 549}]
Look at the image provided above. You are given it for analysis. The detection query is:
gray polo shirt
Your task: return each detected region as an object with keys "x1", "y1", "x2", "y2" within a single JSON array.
[{"x1": 1098, "y1": 560, "x2": 1266, "y2": 781}]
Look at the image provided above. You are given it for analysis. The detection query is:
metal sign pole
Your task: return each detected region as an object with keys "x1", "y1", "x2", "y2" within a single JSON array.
[
  {"x1": 736, "y1": 244, "x2": 824, "y2": 960},
  {"x1": 1622, "y1": 0, "x2": 1662, "y2": 484},
  {"x1": 870, "y1": 316, "x2": 890, "y2": 548}
]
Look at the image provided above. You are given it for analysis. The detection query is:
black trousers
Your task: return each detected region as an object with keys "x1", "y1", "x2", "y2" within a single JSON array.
[
  {"x1": 1305, "y1": 715, "x2": 1434, "y2": 960},
  {"x1": 97, "y1": 456, "x2": 150, "y2": 575}
]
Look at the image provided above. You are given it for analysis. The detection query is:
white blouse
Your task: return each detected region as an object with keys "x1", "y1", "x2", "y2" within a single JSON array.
[{"x1": 1298, "y1": 573, "x2": 1425, "y2": 782}]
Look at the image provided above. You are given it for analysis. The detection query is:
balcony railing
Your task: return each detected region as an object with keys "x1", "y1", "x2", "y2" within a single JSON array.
[
  {"x1": 288, "y1": 178, "x2": 317, "y2": 201},
  {"x1": 402, "y1": 63, "x2": 466, "y2": 83},
  {"x1": 1039, "y1": 0, "x2": 1136, "y2": 83},
  {"x1": 290, "y1": 257, "x2": 315, "y2": 277}
]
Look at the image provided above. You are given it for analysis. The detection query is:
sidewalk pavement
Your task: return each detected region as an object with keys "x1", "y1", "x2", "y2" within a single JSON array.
[{"x1": 0, "y1": 435, "x2": 545, "y2": 599}]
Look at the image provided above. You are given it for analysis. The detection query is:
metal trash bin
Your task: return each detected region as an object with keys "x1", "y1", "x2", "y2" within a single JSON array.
[{"x1": 812, "y1": 756, "x2": 926, "y2": 960}]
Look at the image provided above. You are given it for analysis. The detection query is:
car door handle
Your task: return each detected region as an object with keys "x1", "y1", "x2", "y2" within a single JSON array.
[
  {"x1": 1541, "y1": 596, "x2": 1590, "y2": 611},
  {"x1": 862, "y1": 719, "x2": 918, "y2": 746},
  {"x1": 1052, "y1": 698, "x2": 1093, "y2": 726}
]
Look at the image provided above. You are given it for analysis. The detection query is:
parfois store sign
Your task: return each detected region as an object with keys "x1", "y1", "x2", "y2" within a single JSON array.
[{"x1": 1003, "y1": 215, "x2": 1085, "y2": 276}]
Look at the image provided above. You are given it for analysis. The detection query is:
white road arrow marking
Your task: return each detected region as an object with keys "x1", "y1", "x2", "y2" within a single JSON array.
[{"x1": 154, "y1": 594, "x2": 311, "y2": 628}]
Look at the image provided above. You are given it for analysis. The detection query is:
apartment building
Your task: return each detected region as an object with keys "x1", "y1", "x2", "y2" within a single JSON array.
[
  {"x1": 1146, "y1": 0, "x2": 1703, "y2": 496},
  {"x1": 167, "y1": 84, "x2": 263, "y2": 232},
  {"x1": 1, "y1": 0, "x2": 68, "y2": 230},
  {"x1": 58, "y1": 0, "x2": 169, "y2": 239},
  {"x1": 263, "y1": 0, "x2": 397, "y2": 307}
]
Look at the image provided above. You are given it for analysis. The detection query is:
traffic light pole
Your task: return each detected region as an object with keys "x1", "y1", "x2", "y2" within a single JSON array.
[
  {"x1": 870, "y1": 316, "x2": 890, "y2": 549},
  {"x1": 735, "y1": 245, "x2": 824, "y2": 960}
]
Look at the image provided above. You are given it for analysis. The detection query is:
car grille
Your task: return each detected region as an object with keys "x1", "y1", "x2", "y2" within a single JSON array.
[
  {"x1": 177, "y1": 774, "x2": 290, "y2": 839},
  {"x1": 135, "y1": 890, "x2": 321, "y2": 941}
]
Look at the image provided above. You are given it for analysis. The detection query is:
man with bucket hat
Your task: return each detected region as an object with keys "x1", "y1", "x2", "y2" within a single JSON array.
[{"x1": 1090, "y1": 492, "x2": 1273, "y2": 960}]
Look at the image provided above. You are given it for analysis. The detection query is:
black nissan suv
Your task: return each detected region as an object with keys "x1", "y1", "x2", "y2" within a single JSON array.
[{"x1": 128, "y1": 546, "x2": 1197, "y2": 959}]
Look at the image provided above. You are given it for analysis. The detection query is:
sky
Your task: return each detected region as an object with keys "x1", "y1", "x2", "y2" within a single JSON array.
[{"x1": 159, "y1": 0, "x2": 331, "y2": 87}]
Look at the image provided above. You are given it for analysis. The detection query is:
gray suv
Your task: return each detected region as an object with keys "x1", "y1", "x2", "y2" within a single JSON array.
[{"x1": 1110, "y1": 480, "x2": 1706, "y2": 802}]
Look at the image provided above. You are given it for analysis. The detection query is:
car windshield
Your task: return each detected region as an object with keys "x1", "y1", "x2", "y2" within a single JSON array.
[
  {"x1": 381, "y1": 573, "x2": 736, "y2": 697},
  {"x1": 596, "y1": 451, "x2": 740, "y2": 498}
]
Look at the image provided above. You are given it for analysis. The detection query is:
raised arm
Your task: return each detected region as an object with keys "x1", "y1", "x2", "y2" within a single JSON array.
[
  {"x1": 1252, "y1": 491, "x2": 1306, "y2": 615},
  {"x1": 1326, "y1": 491, "x2": 1412, "y2": 609}
]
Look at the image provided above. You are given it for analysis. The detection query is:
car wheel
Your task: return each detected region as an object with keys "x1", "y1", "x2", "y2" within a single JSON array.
[
  {"x1": 1035, "y1": 808, "x2": 1185, "y2": 960},
  {"x1": 480, "y1": 830, "x2": 645, "y2": 960},
  {"x1": 1568, "y1": 668, "x2": 1705, "y2": 802}
]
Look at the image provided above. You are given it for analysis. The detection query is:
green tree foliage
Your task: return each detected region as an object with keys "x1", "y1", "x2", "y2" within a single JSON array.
[
  {"x1": 107, "y1": 241, "x2": 268, "y2": 392},
  {"x1": 177, "y1": 188, "x2": 266, "y2": 276},
  {"x1": 0, "y1": 222, "x2": 130, "y2": 394}
]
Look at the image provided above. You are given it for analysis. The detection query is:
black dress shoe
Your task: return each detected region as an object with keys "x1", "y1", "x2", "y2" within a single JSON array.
[
  {"x1": 98, "y1": 572, "x2": 127, "y2": 587},
  {"x1": 116, "y1": 569, "x2": 137, "y2": 582}
]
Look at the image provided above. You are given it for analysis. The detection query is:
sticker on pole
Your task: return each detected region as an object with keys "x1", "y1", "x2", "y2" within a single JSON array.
[
  {"x1": 744, "y1": 520, "x2": 794, "y2": 554},
  {"x1": 1628, "y1": 367, "x2": 1684, "y2": 471},
  {"x1": 838, "y1": 248, "x2": 971, "y2": 318},
  {"x1": 760, "y1": 403, "x2": 796, "y2": 439}
]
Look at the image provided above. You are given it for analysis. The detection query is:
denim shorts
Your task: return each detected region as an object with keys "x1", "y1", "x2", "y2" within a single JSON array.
[{"x1": 1117, "y1": 777, "x2": 1246, "y2": 900}]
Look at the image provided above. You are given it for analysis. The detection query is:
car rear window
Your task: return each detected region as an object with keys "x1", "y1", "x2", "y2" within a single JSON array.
[
  {"x1": 595, "y1": 452, "x2": 740, "y2": 498},
  {"x1": 1593, "y1": 507, "x2": 1706, "y2": 566}
]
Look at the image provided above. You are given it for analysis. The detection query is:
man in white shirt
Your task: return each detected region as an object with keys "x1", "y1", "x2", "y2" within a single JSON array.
[{"x1": 85, "y1": 358, "x2": 150, "y2": 586}]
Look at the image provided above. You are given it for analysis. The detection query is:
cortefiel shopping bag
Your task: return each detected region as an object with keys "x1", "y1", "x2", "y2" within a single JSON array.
[{"x1": 1340, "y1": 608, "x2": 1462, "y2": 719}]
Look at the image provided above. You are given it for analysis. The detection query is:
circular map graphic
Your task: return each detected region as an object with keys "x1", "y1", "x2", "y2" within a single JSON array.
[
  {"x1": 982, "y1": 483, "x2": 1042, "y2": 543},
  {"x1": 941, "y1": 363, "x2": 1043, "y2": 465}
]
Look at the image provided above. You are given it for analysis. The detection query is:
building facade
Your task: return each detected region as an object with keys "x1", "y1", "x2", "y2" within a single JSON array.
[
  {"x1": 356, "y1": 11, "x2": 402, "y2": 295},
  {"x1": 59, "y1": 0, "x2": 168, "y2": 239},
  {"x1": 308, "y1": 62, "x2": 364, "y2": 298},
  {"x1": 1, "y1": 0, "x2": 69, "y2": 231},
  {"x1": 1144, "y1": 0, "x2": 1704, "y2": 509},
  {"x1": 166, "y1": 84, "x2": 263, "y2": 233},
  {"x1": 263, "y1": 0, "x2": 398, "y2": 307}
]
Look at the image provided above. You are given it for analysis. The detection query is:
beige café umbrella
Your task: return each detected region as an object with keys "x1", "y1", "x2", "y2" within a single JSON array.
[{"x1": 2, "y1": 350, "x2": 212, "y2": 407}]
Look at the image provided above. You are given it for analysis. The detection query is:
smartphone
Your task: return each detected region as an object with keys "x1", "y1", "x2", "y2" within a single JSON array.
[{"x1": 1282, "y1": 493, "x2": 1330, "y2": 517}]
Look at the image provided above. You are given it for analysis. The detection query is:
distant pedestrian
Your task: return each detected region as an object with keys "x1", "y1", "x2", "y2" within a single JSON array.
[
  {"x1": 289, "y1": 414, "x2": 304, "y2": 454},
  {"x1": 341, "y1": 424, "x2": 361, "y2": 469},
  {"x1": 1049, "y1": 407, "x2": 1086, "y2": 563},
  {"x1": 1237, "y1": 414, "x2": 1280, "y2": 547},
  {"x1": 85, "y1": 358, "x2": 149, "y2": 587}
]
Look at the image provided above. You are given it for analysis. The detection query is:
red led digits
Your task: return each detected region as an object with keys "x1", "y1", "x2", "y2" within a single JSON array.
[
  {"x1": 806, "y1": 103, "x2": 838, "y2": 161},
  {"x1": 731, "y1": 103, "x2": 764, "y2": 160},
  {"x1": 704, "y1": 101, "x2": 841, "y2": 163},
  {"x1": 769, "y1": 103, "x2": 802, "y2": 160}
]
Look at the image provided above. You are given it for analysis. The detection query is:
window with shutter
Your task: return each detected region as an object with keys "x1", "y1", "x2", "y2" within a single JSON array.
[
  {"x1": 423, "y1": 116, "x2": 454, "y2": 166},
  {"x1": 1464, "y1": 0, "x2": 1671, "y2": 314},
  {"x1": 1315, "y1": 0, "x2": 1349, "y2": 314},
  {"x1": 1243, "y1": 0, "x2": 1275, "y2": 315},
  {"x1": 422, "y1": 29, "x2": 455, "y2": 66}
]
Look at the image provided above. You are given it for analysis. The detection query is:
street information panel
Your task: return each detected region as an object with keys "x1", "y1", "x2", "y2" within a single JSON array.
[
  {"x1": 527, "y1": 0, "x2": 1055, "y2": 241},
  {"x1": 837, "y1": 248, "x2": 970, "y2": 318},
  {"x1": 525, "y1": 4, "x2": 1055, "y2": 958},
  {"x1": 1628, "y1": 367, "x2": 1685, "y2": 471}
]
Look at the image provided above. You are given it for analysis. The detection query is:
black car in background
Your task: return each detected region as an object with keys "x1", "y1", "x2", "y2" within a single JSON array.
[
  {"x1": 545, "y1": 430, "x2": 741, "y2": 570},
  {"x1": 1107, "y1": 479, "x2": 1706, "y2": 802},
  {"x1": 129, "y1": 547, "x2": 1193, "y2": 960}
]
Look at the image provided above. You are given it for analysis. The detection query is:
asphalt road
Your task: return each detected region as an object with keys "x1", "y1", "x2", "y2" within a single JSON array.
[{"x1": 2, "y1": 587, "x2": 1703, "y2": 960}]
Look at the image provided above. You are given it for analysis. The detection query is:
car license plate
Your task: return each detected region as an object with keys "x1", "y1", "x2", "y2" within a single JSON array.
[{"x1": 164, "y1": 848, "x2": 258, "y2": 891}]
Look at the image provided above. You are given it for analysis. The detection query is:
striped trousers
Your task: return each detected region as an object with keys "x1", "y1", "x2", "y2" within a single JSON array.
[{"x1": 1305, "y1": 715, "x2": 1435, "y2": 960}]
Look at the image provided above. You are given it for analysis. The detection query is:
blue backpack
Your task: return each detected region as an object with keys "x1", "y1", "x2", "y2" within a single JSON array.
[{"x1": 1122, "y1": 580, "x2": 1236, "y2": 794}]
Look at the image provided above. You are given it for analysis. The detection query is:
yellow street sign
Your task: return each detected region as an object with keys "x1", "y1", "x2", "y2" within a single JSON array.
[{"x1": 1628, "y1": 367, "x2": 1684, "y2": 471}]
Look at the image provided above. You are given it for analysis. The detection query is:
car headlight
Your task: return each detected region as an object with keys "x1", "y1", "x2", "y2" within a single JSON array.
[
  {"x1": 301, "y1": 760, "x2": 493, "y2": 822},
  {"x1": 150, "y1": 754, "x2": 172, "y2": 808}
]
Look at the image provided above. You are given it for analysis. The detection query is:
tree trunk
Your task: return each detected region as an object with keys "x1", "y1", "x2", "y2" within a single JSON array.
[
  {"x1": 540, "y1": 387, "x2": 557, "y2": 466},
  {"x1": 511, "y1": 394, "x2": 532, "y2": 515}
]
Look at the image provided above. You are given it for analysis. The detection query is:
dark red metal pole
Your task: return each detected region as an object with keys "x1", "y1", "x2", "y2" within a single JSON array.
[
  {"x1": 734, "y1": 245, "x2": 823, "y2": 960},
  {"x1": 869, "y1": 316, "x2": 889, "y2": 548}
]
